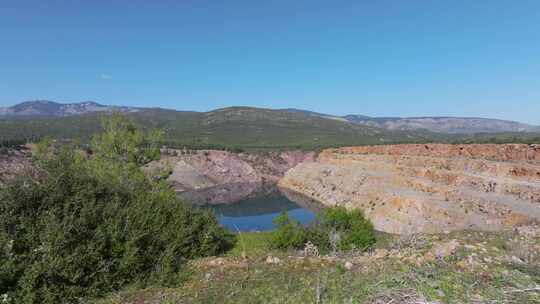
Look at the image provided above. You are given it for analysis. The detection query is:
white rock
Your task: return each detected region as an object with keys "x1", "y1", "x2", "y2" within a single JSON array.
[
  {"x1": 266, "y1": 256, "x2": 281, "y2": 264},
  {"x1": 431, "y1": 239, "x2": 460, "y2": 259},
  {"x1": 511, "y1": 255, "x2": 524, "y2": 264}
]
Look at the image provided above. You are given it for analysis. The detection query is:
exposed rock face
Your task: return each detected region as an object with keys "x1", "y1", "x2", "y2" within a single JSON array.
[
  {"x1": 148, "y1": 150, "x2": 315, "y2": 204},
  {"x1": 279, "y1": 144, "x2": 540, "y2": 234},
  {"x1": 0, "y1": 150, "x2": 36, "y2": 184}
]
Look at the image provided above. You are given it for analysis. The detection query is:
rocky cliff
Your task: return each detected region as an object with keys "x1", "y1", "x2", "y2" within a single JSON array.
[
  {"x1": 279, "y1": 144, "x2": 540, "y2": 234},
  {"x1": 147, "y1": 150, "x2": 315, "y2": 204}
]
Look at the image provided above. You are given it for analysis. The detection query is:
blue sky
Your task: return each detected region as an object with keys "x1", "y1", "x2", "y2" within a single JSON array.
[{"x1": 1, "y1": 1, "x2": 539, "y2": 124}]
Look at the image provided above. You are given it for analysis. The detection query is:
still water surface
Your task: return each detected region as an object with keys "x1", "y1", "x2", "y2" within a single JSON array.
[{"x1": 205, "y1": 189, "x2": 317, "y2": 231}]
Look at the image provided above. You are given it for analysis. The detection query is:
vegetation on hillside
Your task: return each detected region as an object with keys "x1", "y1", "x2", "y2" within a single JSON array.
[
  {"x1": 447, "y1": 132, "x2": 540, "y2": 145},
  {"x1": 0, "y1": 114, "x2": 234, "y2": 303},
  {"x1": 1, "y1": 108, "x2": 539, "y2": 151},
  {"x1": 271, "y1": 207, "x2": 376, "y2": 254},
  {"x1": 0, "y1": 108, "x2": 439, "y2": 151}
]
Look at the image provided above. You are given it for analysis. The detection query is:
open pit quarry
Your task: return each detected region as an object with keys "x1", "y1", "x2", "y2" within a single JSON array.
[
  {"x1": 5, "y1": 144, "x2": 540, "y2": 234},
  {"x1": 147, "y1": 149, "x2": 315, "y2": 204},
  {"x1": 278, "y1": 144, "x2": 540, "y2": 234}
]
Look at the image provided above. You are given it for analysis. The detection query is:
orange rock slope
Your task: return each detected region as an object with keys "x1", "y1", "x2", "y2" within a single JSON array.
[{"x1": 279, "y1": 144, "x2": 540, "y2": 234}]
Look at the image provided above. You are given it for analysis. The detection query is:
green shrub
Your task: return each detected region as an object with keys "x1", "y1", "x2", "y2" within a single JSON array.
[
  {"x1": 270, "y1": 212, "x2": 307, "y2": 250},
  {"x1": 318, "y1": 206, "x2": 376, "y2": 251},
  {"x1": 0, "y1": 114, "x2": 235, "y2": 303},
  {"x1": 269, "y1": 206, "x2": 375, "y2": 253}
]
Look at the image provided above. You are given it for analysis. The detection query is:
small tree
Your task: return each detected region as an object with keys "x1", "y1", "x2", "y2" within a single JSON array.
[
  {"x1": 0, "y1": 114, "x2": 234, "y2": 303},
  {"x1": 270, "y1": 212, "x2": 307, "y2": 250},
  {"x1": 91, "y1": 112, "x2": 162, "y2": 165}
]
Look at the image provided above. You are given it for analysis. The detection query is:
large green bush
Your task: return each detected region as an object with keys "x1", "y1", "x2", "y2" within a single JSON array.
[
  {"x1": 0, "y1": 114, "x2": 234, "y2": 303},
  {"x1": 270, "y1": 206, "x2": 375, "y2": 253}
]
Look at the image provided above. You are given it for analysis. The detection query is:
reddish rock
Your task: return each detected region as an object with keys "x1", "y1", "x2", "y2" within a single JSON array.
[{"x1": 279, "y1": 144, "x2": 540, "y2": 234}]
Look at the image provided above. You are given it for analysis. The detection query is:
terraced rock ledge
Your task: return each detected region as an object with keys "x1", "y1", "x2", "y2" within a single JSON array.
[{"x1": 279, "y1": 144, "x2": 540, "y2": 234}]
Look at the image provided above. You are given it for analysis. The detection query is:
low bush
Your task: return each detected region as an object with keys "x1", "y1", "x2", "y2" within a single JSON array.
[
  {"x1": 270, "y1": 206, "x2": 375, "y2": 253},
  {"x1": 0, "y1": 114, "x2": 235, "y2": 304},
  {"x1": 318, "y1": 206, "x2": 376, "y2": 251},
  {"x1": 270, "y1": 212, "x2": 307, "y2": 250}
]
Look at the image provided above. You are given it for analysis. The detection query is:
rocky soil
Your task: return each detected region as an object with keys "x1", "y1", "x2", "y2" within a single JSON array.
[
  {"x1": 97, "y1": 225, "x2": 540, "y2": 304},
  {"x1": 279, "y1": 144, "x2": 540, "y2": 234},
  {"x1": 147, "y1": 149, "x2": 315, "y2": 204},
  {"x1": 0, "y1": 149, "x2": 36, "y2": 184}
]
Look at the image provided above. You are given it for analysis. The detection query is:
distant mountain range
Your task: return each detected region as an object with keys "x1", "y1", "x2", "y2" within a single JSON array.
[
  {"x1": 0, "y1": 100, "x2": 138, "y2": 117},
  {"x1": 340, "y1": 115, "x2": 539, "y2": 134},
  {"x1": 0, "y1": 101, "x2": 539, "y2": 149},
  {"x1": 0, "y1": 101, "x2": 434, "y2": 149},
  {"x1": 280, "y1": 108, "x2": 540, "y2": 134}
]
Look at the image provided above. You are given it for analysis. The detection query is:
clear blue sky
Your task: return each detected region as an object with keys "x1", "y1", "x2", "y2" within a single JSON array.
[{"x1": 1, "y1": 1, "x2": 539, "y2": 124}]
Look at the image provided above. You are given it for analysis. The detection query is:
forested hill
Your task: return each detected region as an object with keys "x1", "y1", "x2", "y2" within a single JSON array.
[
  {"x1": 1, "y1": 105, "x2": 539, "y2": 150},
  {"x1": 0, "y1": 107, "x2": 438, "y2": 150}
]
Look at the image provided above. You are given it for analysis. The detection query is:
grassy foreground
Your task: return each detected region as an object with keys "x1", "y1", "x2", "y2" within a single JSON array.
[{"x1": 95, "y1": 228, "x2": 540, "y2": 304}]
